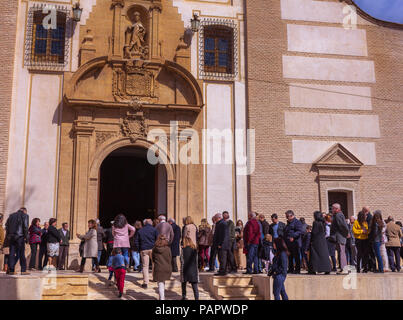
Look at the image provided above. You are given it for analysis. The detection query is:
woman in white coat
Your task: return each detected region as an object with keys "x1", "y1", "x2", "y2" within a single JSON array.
[{"x1": 77, "y1": 219, "x2": 99, "y2": 272}]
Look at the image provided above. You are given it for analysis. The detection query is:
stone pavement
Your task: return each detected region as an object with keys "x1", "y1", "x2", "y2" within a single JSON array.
[{"x1": 87, "y1": 270, "x2": 215, "y2": 300}]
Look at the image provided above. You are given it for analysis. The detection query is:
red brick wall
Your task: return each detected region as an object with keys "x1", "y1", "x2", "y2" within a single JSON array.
[{"x1": 0, "y1": 0, "x2": 18, "y2": 212}]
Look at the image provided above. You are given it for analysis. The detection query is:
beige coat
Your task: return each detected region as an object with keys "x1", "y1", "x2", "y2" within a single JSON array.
[
  {"x1": 385, "y1": 222, "x2": 403, "y2": 247},
  {"x1": 183, "y1": 223, "x2": 198, "y2": 246},
  {"x1": 79, "y1": 229, "x2": 98, "y2": 258}
]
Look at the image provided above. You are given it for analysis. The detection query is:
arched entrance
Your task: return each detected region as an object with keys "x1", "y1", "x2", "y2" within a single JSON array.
[{"x1": 98, "y1": 146, "x2": 167, "y2": 227}]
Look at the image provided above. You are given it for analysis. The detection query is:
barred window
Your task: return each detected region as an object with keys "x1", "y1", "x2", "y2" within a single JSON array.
[
  {"x1": 31, "y1": 10, "x2": 66, "y2": 64},
  {"x1": 203, "y1": 26, "x2": 234, "y2": 74}
]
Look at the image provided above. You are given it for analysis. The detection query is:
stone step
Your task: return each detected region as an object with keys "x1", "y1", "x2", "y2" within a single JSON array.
[
  {"x1": 219, "y1": 294, "x2": 263, "y2": 300},
  {"x1": 212, "y1": 276, "x2": 253, "y2": 286},
  {"x1": 214, "y1": 285, "x2": 257, "y2": 296}
]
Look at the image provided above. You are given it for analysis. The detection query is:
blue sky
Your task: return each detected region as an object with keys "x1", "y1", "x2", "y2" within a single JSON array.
[{"x1": 353, "y1": 0, "x2": 403, "y2": 24}]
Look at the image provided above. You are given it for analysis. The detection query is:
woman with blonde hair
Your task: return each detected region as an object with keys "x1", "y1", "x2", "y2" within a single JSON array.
[
  {"x1": 182, "y1": 216, "x2": 198, "y2": 247},
  {"x1": 152, "y1": 234, "x2": 172, "y2": 300},
  {"x1": 197, "y1": 218, "x2": 211, "y2": 271},
  {"x1": 180, "y1": 236, "x2": 199, "y2": 300}
]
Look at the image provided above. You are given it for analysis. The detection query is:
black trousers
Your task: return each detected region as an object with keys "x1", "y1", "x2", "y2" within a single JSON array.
[
  {"x1": 29, "y1": 243, "x2": 39, "y2": 269},
  {"x1": 367, "y1": 241, "x2": 376, "y2": 271},
  {"x1": 226, "y1": 240, "x2": 237, "y2": 272},
  {"x1": 355, "y1": 238, "x2": 369, "y2": 271},
  {"x1": 38, "y1": 244, "x2": 48, "y2": 270},
  {"x1": 182, "y1": 282, "x2": 199, "y2": 300},
  {"x1": 387, "y1": 247, "x2": 401, "y2": 272},
  {"x1": 287, "y1": 241, "x2": 301, "y2": 273},
  {"x1": 172, "y1": 256, "x2": 178, "y2": 272},
  {"x1": 58, "y1": 245, "x2": 69, "y2": 269},
  {"x1": 81, "y1": 257, "x2": 98, "y2": 267},
  {"x1": 209, "y1": 246, "x2": 217, "y2": 270},
  {"x1": 9, "y1": 237, "x2": 27, "y2": 272},
  {"x1": 217, "y1": 248, "x2": 229, "y2": 274}
]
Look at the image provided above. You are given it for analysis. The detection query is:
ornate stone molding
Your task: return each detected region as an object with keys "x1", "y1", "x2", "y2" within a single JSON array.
[
  {"x1": 121, "y1": 111, "x2": 147, "y2": 143},
  {"x1": 96, "y1": 131, "x2": 118, "y2": 148},
  {"x1": 112, "y1": 60, "x2": 160, "y2": 103}
]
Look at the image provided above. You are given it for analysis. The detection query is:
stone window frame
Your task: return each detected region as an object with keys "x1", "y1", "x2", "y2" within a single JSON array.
[
  {"x1": 24, "y1": 3, "x2": 71, "y2": 71},
  {"x1": 198, "y1": 18, "x2": 239, "y2": 81}
]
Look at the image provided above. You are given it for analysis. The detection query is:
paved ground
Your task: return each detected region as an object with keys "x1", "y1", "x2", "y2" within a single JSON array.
[{"x1": 87, "y1": 270, "x2": 215, "y2": 300}]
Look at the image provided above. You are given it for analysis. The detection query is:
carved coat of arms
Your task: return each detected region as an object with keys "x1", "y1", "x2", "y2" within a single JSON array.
[{"x1": 121, "y1": 113, "x2": 147, "y2": 143}]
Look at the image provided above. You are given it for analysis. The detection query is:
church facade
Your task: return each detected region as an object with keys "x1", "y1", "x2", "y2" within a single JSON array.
[
  {"x1": 1, "y1": 0, "x2": 248, "y2": 255},
  {"x1": 1, "y1": 0, "x2": 403, "y2": 259}
]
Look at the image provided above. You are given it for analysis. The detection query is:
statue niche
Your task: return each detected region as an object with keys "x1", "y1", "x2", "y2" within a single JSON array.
[{"x1": 124, "y1": 11, "x2": 149, "y2": 60}]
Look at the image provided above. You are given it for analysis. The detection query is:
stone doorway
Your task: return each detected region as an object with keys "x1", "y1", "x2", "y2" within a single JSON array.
[
  {"x1": 328, "y1": 190, "x2": 353, "y2": 218},
  {"x1": 98, "y1": 146, "x2": 167, "y2": 227}
]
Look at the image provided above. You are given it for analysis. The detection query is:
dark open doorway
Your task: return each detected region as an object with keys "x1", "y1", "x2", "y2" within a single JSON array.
[
  {"x1": 98, "y1": 147, "x2": 159, "y2": 228},
  {"x1": 328, "y1": 191, "x2": 351, "y2": 218}
]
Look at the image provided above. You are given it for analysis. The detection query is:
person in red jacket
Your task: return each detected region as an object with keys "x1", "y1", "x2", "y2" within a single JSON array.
[{"x1": 243, "y1": 212, "x2": 261, "y2": 274}]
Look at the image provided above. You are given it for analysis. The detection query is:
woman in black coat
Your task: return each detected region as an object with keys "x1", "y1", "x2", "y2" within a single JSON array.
[
  {"x1": 180, "y1": 236, "x2": 199, "y2": 300},
  {"x1": 308, "y1": 211, "x2": 332, "y2": 274}
]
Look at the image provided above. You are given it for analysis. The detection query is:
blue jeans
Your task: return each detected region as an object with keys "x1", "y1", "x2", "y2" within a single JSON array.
[
  {"x1": 132, "y1": 251, "x2": 140, "y2": 269},
  {"x1": 93, "y1": 250, "x2": 103, "y2": 268},
  {"x1": 120, "y1": 248, "x2": 129, "y2": 266},
  {"x1": 9, "y1": 237, "x2": 27, "y2": 273},
  {"x1": 273, "y1": 274, "x2": 288, "y2": 300},
  {"x1": 373, "y1": 242, "x2": 384, "y2": 272},
  {"x1": 246, "y1": 244, "x2": 259, "y2": 273}
]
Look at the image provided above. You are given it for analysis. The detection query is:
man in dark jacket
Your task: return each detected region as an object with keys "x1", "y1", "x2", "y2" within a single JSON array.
[
  {"x1": 243, "y1": 212, "x2": 261, "y2": 274},
  {"x1": 168, "y1": 218, "x2": 181, "y2": 272},
  {"x1": 57, "y1": 222, "x2": 70, "y2": 270},
  {"x1": 363, "y1": 206, "x2": 376, "y2": 272},
  {"x1": 212, "y1": 213, "x2": 230, "y2": 276},
  {"x1": 135, "y1": 219, "x2": 158, "y2": 288},
  {"x1": 5, "y1": 207, "x2": 30, "y2": 275},
  {"x1": 269, "y1": 214, "x2": 286, "y2": 239},
  {"x1": 330, "y1": 203, "x2": 349, "y2": 274},
  {"x1": 284, "y1": 210, "x2": 303, "y2": 274},
  {"x1": 223, "y1": 211, "x2": 237, "y2": 273}
]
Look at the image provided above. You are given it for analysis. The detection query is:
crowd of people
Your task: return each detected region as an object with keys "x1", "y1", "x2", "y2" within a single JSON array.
[{"x1": 0, "y1": 203, "x2": 402, "y2": 300}]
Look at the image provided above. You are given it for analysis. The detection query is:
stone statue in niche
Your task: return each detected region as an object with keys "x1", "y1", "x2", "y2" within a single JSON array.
[{"x1": 124, "y1": 11, "x2": 149, "y2": 59}]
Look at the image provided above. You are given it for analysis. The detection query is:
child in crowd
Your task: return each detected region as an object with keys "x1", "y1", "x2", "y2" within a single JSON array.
[
  {"x1": 112, "y1": 248, "x2": 126, "y2": 298},
  {"x1": 302, "y1": 225, "x2": 312, "y2": 271},
  {"x1": 262, "y1": 234, "x2": 274, "y2": 273},
  {"x1": 106, "y1": 249, "x2": 116, "y2": 286}
]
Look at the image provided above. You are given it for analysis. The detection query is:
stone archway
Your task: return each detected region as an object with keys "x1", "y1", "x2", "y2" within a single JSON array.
[{"x1": 87, "y1": 137, "x2": 176, "y2": 226}]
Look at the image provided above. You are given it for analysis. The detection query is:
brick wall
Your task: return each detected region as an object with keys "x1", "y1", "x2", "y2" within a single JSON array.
[
  {"x1": 245, "y1": 0, "x2": 403, "y2": 224},
  {"x1": 0, "y1": 0, "x2": 18, "y2": 212}
]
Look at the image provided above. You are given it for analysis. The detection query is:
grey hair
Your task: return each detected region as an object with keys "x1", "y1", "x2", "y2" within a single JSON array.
[
  {"x1": 373, "y1": 209, "x2": 382, "y2": 216},
  {"x1": 144, "y1": 219, "x2": 153, "y2": 225},
  {"x1": 332, "y1": 203, "x2": 341, "y2": 210},
  {"x1": 168, "y1": 218, "x2": 175, "y2": 224},
  {"x1": 248, "y1": 211, "x2": 257, "y2": 217},
  {"x1": 158, "y1": 215, "x2": 166, "y2": 221},
  {"x1": 213, "y1": 213, "x2": 223, "y2": 220}
]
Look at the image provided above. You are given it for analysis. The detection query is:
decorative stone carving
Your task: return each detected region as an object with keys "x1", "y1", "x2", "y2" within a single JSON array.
[
  {"x1": 121, "y1": 112, "x2": 147, "y2": 143},
  {"x1": 112, "y1": 60, "x2": 160, "y2": 103},
  {"x1": 96, "y1": 131, "x2": 118, "y2": 148},
  {"x1": 124, "y1": 11, "x2": 149, "y2": 59}
]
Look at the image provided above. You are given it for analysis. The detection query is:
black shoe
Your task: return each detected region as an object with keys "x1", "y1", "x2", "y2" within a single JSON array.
[
  {"x1": 324, "y1": 272, "x2": 330, "y2": 275},
  {"x1": 243, "y1": 271, "x2": 252, "y2": 274},
  {"x1": 308, "y1": 271, "x2": 316, "y2": 275},
  {"x1": 118, "y1": 292, "x2": 123, "y2": 298},
  {"x1": 230, "y1": 269, "x2": 237, "y2": 274},
  {"x1": 141, "y1": 284, "x2": 148, "y2": 288},
  {"x1": 214, "y1": 272, "x2": 227, "y2": 276},
  {"x1": 181, "y1": 297, "x2": 187, "y2": 300},
  {"x1": 293, "y1": 271, "x2": 301, "y2": 274}
]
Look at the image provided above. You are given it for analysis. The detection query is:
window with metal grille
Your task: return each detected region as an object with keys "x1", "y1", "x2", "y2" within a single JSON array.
[
  {"x1": 31, "y1": 10, "x2": 66, "y2": 64},
  {"x1": 203, "y1": 26, "x2": 234, "y2": 74}
]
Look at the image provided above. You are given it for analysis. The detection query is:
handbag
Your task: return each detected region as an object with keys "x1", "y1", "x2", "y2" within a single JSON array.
[{"x1": 267, "y1": 264, "x2": 274, "y2": 277}]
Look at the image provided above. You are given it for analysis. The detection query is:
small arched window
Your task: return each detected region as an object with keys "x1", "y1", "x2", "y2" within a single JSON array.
[{"x1": 203, "y1": 25, "x2": 234, "y2": 74}]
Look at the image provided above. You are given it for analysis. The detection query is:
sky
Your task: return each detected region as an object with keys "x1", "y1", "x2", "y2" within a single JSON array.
[{"x1": 353, "y1": 0, "x2": 403, "y2": 24}]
